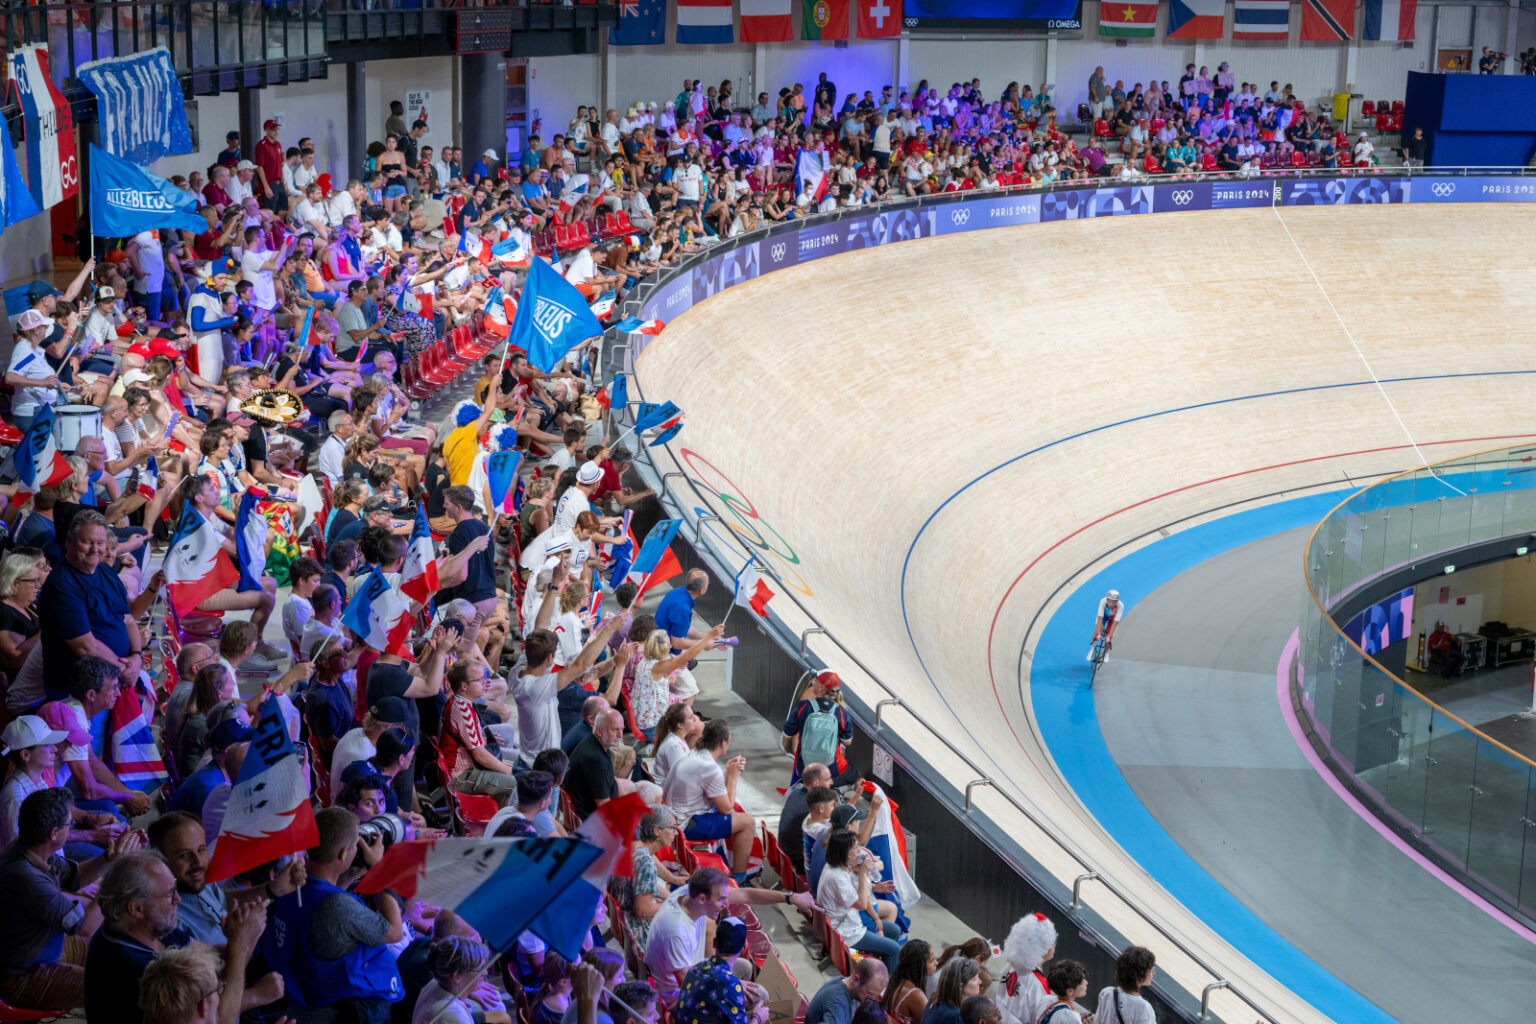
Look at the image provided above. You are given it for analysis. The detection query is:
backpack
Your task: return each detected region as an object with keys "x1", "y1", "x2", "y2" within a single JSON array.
[{"x1": 798, "y1": 698, "x2": 841, "y2": 768}]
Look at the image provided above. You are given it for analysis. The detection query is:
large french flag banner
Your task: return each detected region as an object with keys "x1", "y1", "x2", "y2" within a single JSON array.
[
  {"x1": 1232, "y1": 0, "x2": 1289, "y2": 39},
  {"x1": 234, "y1": 492, "x2": 268, "y2": 593},
  {"x1": 1364, "y1": 0, "x2": 1416, "y2": 40},
  {"x1": 8, "y1": 45, "x2": 78, "y2": 211},
  {"x1": 207, "y1": 694, "x2": 318, "y2": 883},
  {"x1": 862, "y1": 782, "x2": 920, "y2": 932},
  {"x1": 677, "y1": 0, "x2": 734, "y2": 43},
  {"x1": 165, "y1": 505, "x2": 240, "y2": 616},
  {"x1": 14, "y1": 405, "x2": 71, "y2": 495},
  {"x1": 76, "y1": 47, "x2": 194, "y2": 166},
  {"x1": 1166, "y1": 0, "x2": 1224, "y2": 38},
  {"x1": 400, "y1": 503, "x2": 440, "y2": 606},
  {"x1": 741, "y1": 0, "x2": 793, "y2": 41},
  {"x1": 342, "y1": 566, "x2": 416, "y2": 658},
  {"x1": 528, "y1": 793, "x2": 650, "y2": 958},
  {"x1": 108, "y1": 683, "x2": 168, "y2": 791},
  {"x1": 795, "y1": 149, "x2": 828, "y2": 204},
  {"x1": 358, "y1": 835, "x2": 602, "y2": 954}
]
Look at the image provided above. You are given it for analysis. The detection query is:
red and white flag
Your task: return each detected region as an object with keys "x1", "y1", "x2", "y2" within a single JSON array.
[
  {"x1": 856, "y1": 0, "x2": 902, "y2": 38},
  {"x1": 734, "y1": 562, "x2": 775, "y2": 618},
  {"x1": 164, "y1": 506, "x2": 239, "y2": 617},
  {"x1": 741, "y1": 0, "x2": 793, "y2": 41},
  {"x1": 342, "y1": 566, "x2": 416, "y2": 658}
]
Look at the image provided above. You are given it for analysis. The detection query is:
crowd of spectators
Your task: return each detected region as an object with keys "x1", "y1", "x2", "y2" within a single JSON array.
[{"x1": 0, "y1": 64, "x2": 1207, "y2": 1024}]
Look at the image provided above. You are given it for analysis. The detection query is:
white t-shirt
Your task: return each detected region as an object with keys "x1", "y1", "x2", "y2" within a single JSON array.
[
  {"x1": 552, "y1": 610, "x2": 583, "y2": 666},
  {"x1": 601, "y1": 122, "x2": 621, "y2": 150},
  {"x1": 642, "y1": 889, "x2": 705, "y2": 996},
  {"x1": 653, "y1": 732, "x2": 689, "y2": 787},
  {"x1": 295, "y1": 198, "x2": 329, "y2": 228},
  {"x1": 330, "y1": 728, "x2": 377, "y2": 795},
  {"x1": 564, "y1": 247, "x2": 597, "y2": 287},
  {"x1": 328, "y1": 191, "x2": 357, "y2": 226},
  {"x1": 675, "y1": 165, "x2": 704, "y2": 202},
  {"x1": 1000, "y1": 971, "x2": 1054, "y2": 1024},
  {"x1": 552, "y1": 487, "x2": 590, "y2": 532},
  {"x1": 6, "y1": 339, "x2": 58, "y2": 415},
  {"x1": 131, "y1": 231, "x2": 166, "y2": 292},
  {"x1": 227, "y1": 176, "x2": 254, "y2": 205},
  {"x1": 816, "y1": 866, "x2": 866, "y2": 945},
  {"x1": 1091, "y1": 987, "x2": 1154, "y2": 1024},
  {"x1": 241, "y1": 249, "x2": 278, "y2": 310},
  {"x1": 511, "y1": 669, "x2": 561, "y2": 762},
  {"x1": 283, "y1": 595, "x2": 314, "y2": 654},
  {"x1": 662, "y1": 750, "x2": 725, "y2": 819},
  {"x1": 317, "y1": 435, "x2": 346, "y2": 484}
]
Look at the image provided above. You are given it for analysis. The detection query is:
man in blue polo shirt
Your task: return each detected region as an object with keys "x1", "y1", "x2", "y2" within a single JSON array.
[
  {"x1": 654, "y1": 569, "x2": 712, "y2": 704},
  {"x1": 38, "y1": 512, "x2": 144, "y2": 699}
]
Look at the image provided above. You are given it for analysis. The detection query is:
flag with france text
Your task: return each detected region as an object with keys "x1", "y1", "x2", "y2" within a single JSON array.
[
  {"x1": 14, "y1": 405, "x2": 71, "y2": 494},
  {"x1": 342, "y1": 566, "x2": 416, "y2": 658}
]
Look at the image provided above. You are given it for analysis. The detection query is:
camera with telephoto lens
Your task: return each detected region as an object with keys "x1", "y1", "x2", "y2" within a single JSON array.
[{"x1": 356, "y1": 813, "x2": 413, "y2": 850}]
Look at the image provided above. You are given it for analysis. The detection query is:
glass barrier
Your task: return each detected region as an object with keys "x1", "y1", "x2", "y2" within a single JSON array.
[{"x1": 1297, "y1": 445, "x2": 1536, "y2": 923}]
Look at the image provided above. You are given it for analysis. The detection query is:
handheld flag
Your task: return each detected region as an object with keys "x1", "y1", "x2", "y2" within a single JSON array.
[
  {"x1": 627, "y1": 518, "x2": 684, "y2": 597},
  {"x1": 206, "y1": 693, "x2": 318, "y2": 883},
  {"x1": 649, "y1": 421, "x2": 683, "y2": 447},
  {"x1": 732, "y1": 561, "x2": 776, "y2": 619},
  {"x1": 108, "y1": 683, "x2": 168, "y2": 790},
  {"x1": 609, "y1": 373, "x2": 628, "y2": 415},
  {"x1": 558, "y1": 173, "x2": 597, "y2": 215},
  {"x1": 611, "y1": 316, "x2": 665, "y2": 336},
  {"x1": 795, "y1": 149, "x2": 829, "y2": 204},
  {"x1": 357, "y1": 836, "x2": 602, "y2": 954},
  {"x1": 589, "y1": 291, "x2": 616, "y2": 322},
  {"x1": 295, "y1": 304, "x2": 316, "y2": 347},
  {"x1": 487, "y1": 450, "x2": 523, "y2": 514},
  {"x1": 0, "y1": 124, "x2": 42, "y2": 230},
  {"x1": 164, "y1": 505, "x2": 240, "y2": 616},
  {"x1": 14, "y1": 405, "x2": 71, "y2": 493},
  {"x1": 861, "y1": 782, "x2": 920, "y2": 932},
  {"x1": 482, "y1": 284, "x2": 511, "y2": 340},
  {"x1": 342, "y1": 566, "x2": 416, "y2": 658},
  {"x1": 234, "y1": 492, "x2": 268, "y2": 593},
  {"x1": 635, "y1": 401, "x2": 680, "y2": 433},
  {"x1": 529, "y1": 793, "x2": 650, "y2": 959},
  {"x1": 492, "y1": 236, "x2": 532, "y2": 269},
  {"x1": 606, "y1": 510, "x2": 638, "y2": 587},
  {"x1": 512, "y1": 255, "x2": 604, "y2": 373},
  {"x1": 400, "y1": 503, "x2": 440, "y2": 606},
  {"x1": 88, "y1": 143, "x2": 207, "y2": 236}
]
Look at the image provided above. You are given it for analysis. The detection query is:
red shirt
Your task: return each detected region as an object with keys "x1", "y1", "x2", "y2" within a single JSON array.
[
  {"x1": 255, "y1": 138, "x2": 284, "y2": 195},
  {"x1": 595, "y1": 458, "x2": 624, "y2": 504},
  {"x1": 193, "y1": 229, "x2": 223, "y2": 260},
  {"x1": 203, "y1": 183, "x2": 231, "y2": 209},
  {"x1": 440, "y1": 693, "x2": 486, "y2": 777}
]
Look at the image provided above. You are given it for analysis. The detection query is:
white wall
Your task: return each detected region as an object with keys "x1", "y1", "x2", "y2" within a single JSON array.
[
  {"x1": 364, "y1": 55, "x2": 459, "y2": 155},
  {"x1": 146, "y1": 91, "x2": 239, "y2": 182},
  {"x1": 258, "y1": 75, "x2": 353, "y2": 187},
  {"x1": 529, "y1": 53, "x2": 603, "y2": 137},
  {"x1": 1412, "y1": 557, "x2": 1536, "y2": 641}
]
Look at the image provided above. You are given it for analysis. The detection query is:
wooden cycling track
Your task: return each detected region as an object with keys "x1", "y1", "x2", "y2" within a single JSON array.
[{"x1": 632, "y1": 203, "x2": 1536, "y2": 1023}]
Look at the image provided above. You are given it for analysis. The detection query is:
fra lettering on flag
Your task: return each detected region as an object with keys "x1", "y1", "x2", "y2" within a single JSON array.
[
  {"x1": 676, "y1": 0, "x2": 734, "y2": 43},
  {"x1": 856, "y1": 0, "x2": 901, "y2": 38},
  {"x1": 510, "y1": 256, "x2": 604, "y2": 373},
  {"x1": 358, "y1": 836, "x2": 602, "y2": 954},
  {"x1": 207, "y1": 694, "x2": 318, "y2": 883},
  {"x1": 165, "y1": 505, "x2": 241, "y2": 616},
  {"x1": 1232, "y1": 0, "x2": 1289, "y2": 39},
  {"x1": 741, "y1": 0, "x2": 793, "y2": 41},
  {"x1": 610, "y1": 0, "x2": 665, "y2": 45},
  {"x1": 1166, "y1": 0, "x2": 1224, "y2": 38},
  {"x1": 1364, "y1": 0, "x2": 1416, "y2": 40}
]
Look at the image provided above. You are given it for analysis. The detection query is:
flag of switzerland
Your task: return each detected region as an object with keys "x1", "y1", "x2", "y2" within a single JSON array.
[{"x1": 857, "y1": 0, "x2": 901, "y2": 37}]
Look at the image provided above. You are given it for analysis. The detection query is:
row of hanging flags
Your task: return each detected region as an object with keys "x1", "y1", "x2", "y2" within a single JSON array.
[
  {"x1": 2, "y1": 44, "x2": 194, "y2": 235},
  {"x1": 613, "y1": 0, "x2": 902, "y2": 45},
  {"x1": 1109, "y1": 0, "x2": 1415, "y2": 40}
]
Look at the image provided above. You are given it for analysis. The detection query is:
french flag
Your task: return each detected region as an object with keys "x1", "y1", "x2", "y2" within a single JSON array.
[
  {"x1": 400, "y1": 503, "x2": 440, "y2": 606},
  {"x1": 342, "y1": 565, "x2": 416, "y2": 658},
  {"x1": 558, "y1": 173, "x2": 599, "y2": 215},
  {"x1": 108, "y1": 682, "x2": 168, "y2": 790},
  {"x1": 14, "y1": 405, "x2": 72, "y2": 495},
  {"x1": 165, "y1": 505, "x2": 239, "y2": 617},
  {"x1": 1364, "y1": 0, "x2": 1416, "y2": 39},
  {"x1": 459, "y1": 228, "x2": 494, "y2": 265},
  {"x1": 527, "y1": 793, "x2": 650, "y2": 958},
  {"x1": 207, "y1": 694, "x2": 318, "y2": 884},
  {"x1": 492, "y1": 236, "x2": 532, "y2": 270},
  {"x1": 481, "y1": 285, "x2": 513, "y2": 340},
  {"x1": 611, "y1": 316, "x2": 665, "y2": 336},
  {"x1": 234, "y1": 492, "x2": 268, "y2": 593},
  {"x1": 795, "y1": 149, "x2": 829, "y2": 204},
  {"x1": 595, "y1": 373, "x2": 628, "y2": 415},
  {"x1": 589, "y1": 290, "x2": 617, "y2": 322},
  {"x1": 356, "y1": 834, "x2": 603, "y2": 956},
  {"x1": 862, "y1": 782, "x2": 920, "y2": 932},
  {"x1": 626, "y1": 518, "x2": 683, "y2": 596},
  {"x1": 136, "y1": 456, "x2": 160, "y2": 501}
]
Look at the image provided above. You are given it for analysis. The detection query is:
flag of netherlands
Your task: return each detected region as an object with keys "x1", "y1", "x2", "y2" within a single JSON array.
[
  {"x1": 206, "y1": 694, "x2": 318, "y2": 883},
  {"x1": 8, "y1": 44, "x2": 78, "y2": 210},
  {"x1": 1166, "y1": 0, "x2": 1224, "y2": 38},
  {"x1": 401, "y1": 504, "x2": 440, "y2": 606},
  {"x1": 676, "y1": 0, "x2": 734, "y2": 43},
  {"x1": 1364, "y1": 0, "x2": 1416, "y2": 40},
  {"x1": 795, "y1": 149, "x2": 829, "y2": 204},
  {"x1": 234, "y1": 492, "x2": 268, "y2": 593},
  {"x1": 1232, "y1": 0, "x2": 1290, "y2": 39},
  {"x1": 741, "y1": 0, "x2": 793, "y2": 41},
  {"x1": 108, "y1": 683, "x2": 168, "y2": 789},
  {"x1": 165, "y1": 506, "x2": 240, "y2": 617}
]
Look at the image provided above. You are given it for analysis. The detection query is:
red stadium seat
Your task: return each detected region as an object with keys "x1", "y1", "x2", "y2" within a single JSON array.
[
  {"x1": 1376, "y1": 113, "x2": 1391, "y2": 131},
  {"x1": 1361, "y1": 100, "x2": 1376, "y2": 117},
  {"x1": 1391, "y1": 100, "x2": 1404, "y2": 115},
  {"x1": 1389, "y1": 112, "x2": 1403, "y2": 131},
  {"x1": 1093, "y1": 118, "x2": 1112, "y2": 138},
  {"x1": 1199, "y1": 151, "x2": 1218, "y2": 171},
  {"x1": 1290, "y1": 151, "x2": 1307, "y2": 167}
]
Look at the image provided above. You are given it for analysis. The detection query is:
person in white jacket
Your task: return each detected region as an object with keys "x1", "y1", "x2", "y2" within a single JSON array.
[{"x1": 998, "y1": 912, "x2": 1057, "y2": 1024}]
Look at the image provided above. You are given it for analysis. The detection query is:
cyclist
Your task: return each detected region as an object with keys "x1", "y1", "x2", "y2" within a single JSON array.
[{"x1": 1088, "y1": 589, "x2": 1123, "y2": 662}]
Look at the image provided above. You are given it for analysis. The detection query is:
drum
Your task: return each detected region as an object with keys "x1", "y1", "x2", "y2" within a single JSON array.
[{"x1": 54, "y1": 404, "x2": 102, "y2": 452}]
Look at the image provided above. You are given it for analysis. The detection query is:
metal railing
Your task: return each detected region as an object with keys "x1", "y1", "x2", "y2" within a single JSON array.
[
  {"x1": 1297, "y1": 443, "x2": 1536, "y2": 927},
  {"x1": 588, "y1": 168, "x2": 1475, "y2": 1024}
]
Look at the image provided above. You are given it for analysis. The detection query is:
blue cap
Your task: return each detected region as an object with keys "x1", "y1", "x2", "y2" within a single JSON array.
[
  {"x1": 714, "y1": 916, "x2": 748, "y2": 956},
  {"x1": 209, "y1": 719, "x2": 254, "y2": 751}
]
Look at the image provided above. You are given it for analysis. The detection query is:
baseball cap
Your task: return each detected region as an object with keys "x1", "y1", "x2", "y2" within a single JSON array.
[
  {"x1": 816, "y1": 671, "x2": 841, "y2": 691},
  {"x1": 373, "y1": 727, "x2": 416, "y2": 764},
  {"x1": 831, "y1": 802, "x2": 865, "y2": 829},
  {"x1": 25, "y1": 280, "x2": 61, "y2": 303},
  {"x1": 577, "y1": 461, "x2": 602, "y2": 485},
  {"x1": 227, "y1": 130, "x2": 241, "y2": 140},
  {"x1": 15, "y1": 308, "x2": 49, "y2": 332},
  {"x1": 263, "y1": 119, "x2": 279, "y2": 131},
  {"x1": 482, "y1": 148, "x2": 498, "y2": 160},
  {"x1": 341, "y1": 759, "x2": 385, "y2": 789},
  {"x1": 236, "y1": 160, "x2": 257, "y2": 172},
  {"x1": 714, "y1": 916, "x2": 748, "y2": 956},
  {"x1": 38, "y1": 702, "x2": 89, "y2": 746},
  {"x1": 1, "y1": 715, "x2": 68, "y2": 755},
  {"x1": 210, "y1": 718, "x2": 254, "y2": 751},
  {"x1": 371, "y1": 696, "x2": 409, "y2": 724},
  {"x1": 96, "y1": 285, "x2": 117, "y2": 302},
  {"x1": 148, "y1": 337, "x2": 182, "y2": 360},
  {"x1": 361, "y1": 495, "x2": 392, "y2": 517}
]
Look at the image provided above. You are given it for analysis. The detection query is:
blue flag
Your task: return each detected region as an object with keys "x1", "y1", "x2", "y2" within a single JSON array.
[
  {"x1": 628, "y1": 518, "x2": 682, "y2": 579},
  {"x1": 77, "y1": 48, "x2": 194, "y2": 166},
  {"x1": 635, "y1": 400, "x2": 679, "y2": 433},
  {"x1": 234, "y1": 492, "x2": 268, "y2": 593},
  {"x1": 0, "y1": 131, "x2": 41, "y2": 231},
  {"x1": 610, "y1": 0, "x2": 665, "y2": 45},
  {"x1": 487, "y1": 450, "x2": 523, "y2": 514},
  {"x1": 609, "y1": 373, "x2": 628, "y2": 417},
  {"x1": 88, "y1": 143, "x2": 206, "y2": 236},
  {"x1": 512, "y1": 256, "x2": 604, "y2": 373},
  {"x1": 649, "y1": 422, "x2": 683, "y2": 447},
  {"x1": 294, "y1": 304, "x2": 315, "y2": 348}
]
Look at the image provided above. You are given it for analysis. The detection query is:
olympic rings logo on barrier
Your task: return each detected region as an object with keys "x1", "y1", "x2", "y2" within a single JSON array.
[
  {"x1": 1171, "y1": 189, "x2": 1194, "y2": 205},
  {"x1": 1431, "y1": 182, "x2": 1456, "y2": 197},
  {"x1": 679, "y1": 447, "x2": 814, "y2": 596},
  {"x1": 951, "y1": 209, "x2": 970, "y2": 225}
]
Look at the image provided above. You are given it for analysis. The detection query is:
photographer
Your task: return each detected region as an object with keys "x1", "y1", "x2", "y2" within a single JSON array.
[
  {"x1": 1479, "y1": 47, "x2": 1505, "y2": 75},
  {"x1": 264, "y1": 806, "x2": 405, "y2": 1023}
]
